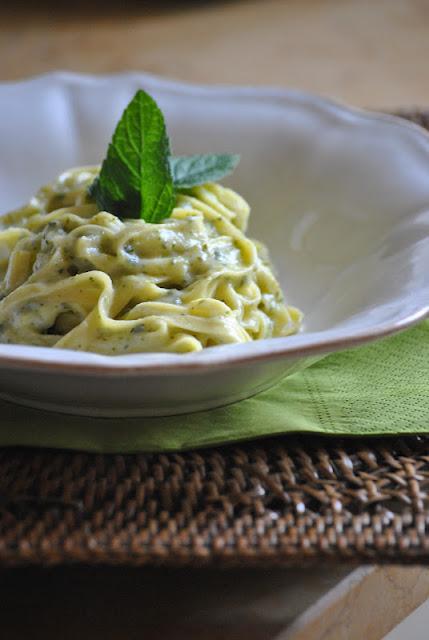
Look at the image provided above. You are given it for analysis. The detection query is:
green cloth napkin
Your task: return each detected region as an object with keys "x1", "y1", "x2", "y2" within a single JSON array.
[{"x1": 1, "y1": 320, "x2": 428, "y2": 453}]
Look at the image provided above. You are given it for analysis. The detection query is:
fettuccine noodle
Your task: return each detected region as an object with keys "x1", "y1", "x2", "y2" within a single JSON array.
[{"x1": 0, "y1": 167, "x2": 301, "y2": 354}]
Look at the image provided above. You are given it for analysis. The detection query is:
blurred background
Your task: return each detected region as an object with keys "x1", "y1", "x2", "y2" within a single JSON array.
[{"x1": 1, "y1": 0, "x2": 429, "y2": 108}]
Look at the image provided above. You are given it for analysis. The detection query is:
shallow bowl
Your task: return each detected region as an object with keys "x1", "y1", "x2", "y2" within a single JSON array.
[{"x1": 0, "y1": 72, "x2": 428, "y2": 416}]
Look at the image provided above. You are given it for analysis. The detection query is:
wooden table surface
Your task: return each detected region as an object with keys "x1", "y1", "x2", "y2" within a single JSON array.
[
  {"x1": 0, "y1": 565, "x2": 428, "y2": 640},
  {"x1": 1, "y1": 0, "x2": 429, "y2": 108},
  {"x1": 1, "y1": 1, "x2": 429, "y2": 638}
]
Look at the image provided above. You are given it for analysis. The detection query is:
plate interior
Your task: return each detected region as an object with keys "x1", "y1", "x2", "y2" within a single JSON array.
[{"x1": 0, "y1": 73, "x2": 428, "y2": 345}]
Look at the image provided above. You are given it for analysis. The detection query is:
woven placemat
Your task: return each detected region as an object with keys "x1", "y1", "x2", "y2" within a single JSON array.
[{"x1": 0, "y1": 109, "x2": 428, "y2": 567}]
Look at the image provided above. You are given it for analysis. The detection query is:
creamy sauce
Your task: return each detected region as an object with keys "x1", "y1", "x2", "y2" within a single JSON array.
[{"x1": 0, "y1": 167, "x2": 302, "y2": 354}]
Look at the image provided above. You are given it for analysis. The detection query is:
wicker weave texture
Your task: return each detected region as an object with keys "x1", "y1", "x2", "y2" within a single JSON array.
[
  {"x1": 0, "y1": 110, "x2": 428, "y2": 567},
  {"x1": 0, "y1": 436, "x2": 429, "y2": 566}
]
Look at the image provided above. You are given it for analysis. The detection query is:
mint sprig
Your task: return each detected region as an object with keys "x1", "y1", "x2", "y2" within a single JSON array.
[
  {"x1": 90, "y1": 90, "x2": 240, "y2": 222},
  {"x1": 90, "y1": 90, "x2": 175, "y2": 222}
]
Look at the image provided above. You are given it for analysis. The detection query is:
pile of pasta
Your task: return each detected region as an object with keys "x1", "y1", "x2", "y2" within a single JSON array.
[{"x1": 0, "y1": 167, "x2": 301, "y2": 354}]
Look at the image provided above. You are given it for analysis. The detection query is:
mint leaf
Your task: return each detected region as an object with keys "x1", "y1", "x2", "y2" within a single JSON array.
[
  {"x1": 89, "y1": 91, "x2": 240, "y2": 222},
  {"x1": 91, "y1": 90, "x2": 175, "y2": 222},
  {"x1": 169, "y1": 154, "x2": 240, "y2": 189}
]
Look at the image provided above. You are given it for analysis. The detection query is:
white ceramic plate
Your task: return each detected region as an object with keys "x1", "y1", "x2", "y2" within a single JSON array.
[{"x1": 0, "y1": 72, "x2": 428, "y2": 416}]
